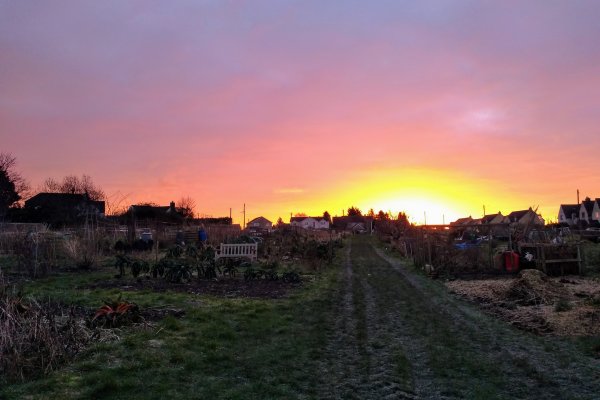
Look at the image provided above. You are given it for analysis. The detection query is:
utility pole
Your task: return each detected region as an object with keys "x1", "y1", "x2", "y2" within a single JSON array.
[
  {"x1": 243, "y1": 203, "x2": 246, "y2": 230},
  {"x1": 577, "y1": 189, "x2": 580, "y2": 204},
  {"x1": 229, "y1": 207, "x2": 232, "y2": 220},
  {"x1": 483, "y1": 205, "x2": 486, "y2": 217},
  {"x1": 424, "y1": 211, "x2": 427, "y2": 226}
]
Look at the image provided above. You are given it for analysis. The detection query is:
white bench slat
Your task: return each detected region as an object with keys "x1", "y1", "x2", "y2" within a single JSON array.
[{"x1": 215, "y1": 243, "x2": 258, "y2": 261}]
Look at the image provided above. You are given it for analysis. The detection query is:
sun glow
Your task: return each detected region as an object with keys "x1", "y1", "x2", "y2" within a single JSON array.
[{"x1": 304, "y1": 167, "x2": 519, "y2": 225}]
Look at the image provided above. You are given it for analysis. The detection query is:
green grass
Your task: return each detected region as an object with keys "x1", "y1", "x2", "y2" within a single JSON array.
[{"x1": 1, "y1": 262, "x2": 340, "y2": 399}]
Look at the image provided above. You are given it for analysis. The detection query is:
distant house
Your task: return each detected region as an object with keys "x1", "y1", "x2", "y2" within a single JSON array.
[
  {"x1": 129, "y1": 201, "x2": 182, "y2": 223},
  {"x1": 290, "y1": 216, "x2": 330, "y2": 230},
  {"x1": 331, "y1": 216, "x2": 373, "y2": 233},
  {"x1": 507, "y1": 208, "x2": 545, "y2": 226},
  {"x1": 593, "y1": 200, "x2": 600, "y2": 224},
  {"x1": 480, "y1": 213, "x2": 508, "y2": 225},
  {"x1": 558, "y1": 204, "x2": 580, "y2": 226},
  {"x1": 479, "y1": 212, "x2": 509, "y2": 237},
  {"x1": 196, "y1": 217, "x2": 232, "y2": 225},
  {"x1": 247, "y1": 216, "x2": 272, "y2": 233},
  {"x1": 25, "y1": 192, "x2": 105, "y2": 227},
  {"x1": 449, "y1": 216, "x2": 474, "y2": 227},
  {"x1": 577, "y1": 197, "x2": 600, "y2": 226}
]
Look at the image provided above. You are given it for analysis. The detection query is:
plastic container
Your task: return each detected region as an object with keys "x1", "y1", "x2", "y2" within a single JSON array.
[{"x1": 503, "y1": 251, "x2": 520, "y2": 272}]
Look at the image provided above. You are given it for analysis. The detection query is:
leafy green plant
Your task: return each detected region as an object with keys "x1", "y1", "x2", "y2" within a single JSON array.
[
  {"x1": 115, "y1": 254, "x2": 150, "y2": 278},
  {"x1": 222, "y1": 261, "x2": 238, "y2": 278},
  {"x1": 115, "y1": 254, "x2": 132, "y2": 278},
  {"x1": 281, "y1": 271, "x2": 301, "y2": 283},
  {"x1": 166, "y1": 245, "x2": 184, "y2": 258},
  {"x1": 130, "y1": 259, "x2": 150, "y2": 278},
  {"x1": 164, "y1": 263, "x2": 193, "y2": 283},
  {"x1": 244, "y1": 266, "x2": 258, "y2": 281},
  {"x1": 152, "y1": 257, "x2": 170, "y2": 278}
]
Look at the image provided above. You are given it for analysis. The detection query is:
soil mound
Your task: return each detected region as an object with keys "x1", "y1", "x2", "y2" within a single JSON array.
[{"x1": 508, "y1": 269, "x2": 568, "y2": 305}]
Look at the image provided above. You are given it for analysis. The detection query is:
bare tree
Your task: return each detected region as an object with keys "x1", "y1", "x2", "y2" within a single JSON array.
[
  {"x1": 177, "y1": 196, "x2": 196, "y2": 219},
  {"x1": 39, "y1": 174, "x2": 105, "y2": 200},
  {"x1": 105, "y1": 191, "x2": 131, "y2": 216},
  {"x1": 0, "y1": 152, "x2": 31, "y2": 202}
]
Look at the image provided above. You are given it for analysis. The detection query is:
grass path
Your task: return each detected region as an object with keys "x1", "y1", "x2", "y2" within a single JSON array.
[{"x1": 319, "y1": 237, "x2": 600, "y2": 399}]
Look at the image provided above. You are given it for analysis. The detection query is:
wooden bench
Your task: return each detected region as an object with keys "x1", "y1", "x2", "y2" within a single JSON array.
[{"x1": 215, "y1": 243, "x2": 257, "y2": 261}]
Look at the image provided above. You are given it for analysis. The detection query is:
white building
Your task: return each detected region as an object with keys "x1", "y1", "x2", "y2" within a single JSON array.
[{"x1": 290, "y1": 216, "x2": 330, "y2": 230}]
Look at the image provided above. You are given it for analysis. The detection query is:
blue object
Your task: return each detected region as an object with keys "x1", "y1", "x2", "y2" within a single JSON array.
[
  {"x1": 198, "y1": 228, "x2": 207, "y2": 242},
  {"x1": 454, "y1": 239, "x2": 482, "y2": 250}
]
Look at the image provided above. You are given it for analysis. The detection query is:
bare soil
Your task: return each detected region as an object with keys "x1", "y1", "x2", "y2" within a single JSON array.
[{"x1": 84, "y1": 276, "x2": 302, "y2": 299}]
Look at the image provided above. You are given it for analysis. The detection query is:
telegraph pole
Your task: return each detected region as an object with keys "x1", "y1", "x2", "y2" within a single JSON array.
[{"x1": 243, "y1": 203, "x2": 246, "y2": 229}]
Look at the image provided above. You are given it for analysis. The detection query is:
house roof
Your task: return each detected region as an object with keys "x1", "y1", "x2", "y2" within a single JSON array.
[
  {"x1": 130, "y1": 205, "x2": 170, "y2": 213},
  {"x1": 560, "y1": 204, "x2": 580, "y2": 216},
  {"x1": 507, "y1": 209, "x2": 530, "y2": 221},
  {"x1": 481, "y1": 213, "x2": 502, "y2": 224},
  {"x1": 450, "y1": 216, "x2": 473, "y2": 226},
  {"x1": 25, "y1": 192, "x2": 105, "y2": 213},
  {"x1": 581, "y1": 198, "x2": 595, "y2": 215},
  {"x1": 129, "y1": 202, "x2": 180, "y2": 219},
  {"x1": 290, "y1": 216, "x2": 327, "y2": 222},
  {"x1": 248, "y1": 216, "x2": 272, "y2": 225}
]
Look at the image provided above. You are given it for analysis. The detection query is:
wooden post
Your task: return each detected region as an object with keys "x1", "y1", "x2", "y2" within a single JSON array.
[
  {"x1": 488, "y1": 228, "x2": 494, "y2": 270},
  {"x1": 427, "y1": 232, "x2": 432, "y2": 267},
  {"x1": 577, "y1": 244, "x2": 582, "y2": 275},
  {"x1": 541, "y1": 245, "x2": 547, "y2": 274}
]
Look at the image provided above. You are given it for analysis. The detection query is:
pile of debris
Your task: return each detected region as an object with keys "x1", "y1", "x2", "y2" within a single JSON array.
[
  {"x1": 446, "y1": 269, "x2": 600, "y2": 336},
  {"x1": 507, "y1": 269, "x2": 569, "y2": 306}
]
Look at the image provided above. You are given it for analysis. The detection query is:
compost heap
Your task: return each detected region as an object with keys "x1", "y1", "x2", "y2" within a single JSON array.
[{"x1": 508, "y1": 269, "x2": 568, "y2": 305}]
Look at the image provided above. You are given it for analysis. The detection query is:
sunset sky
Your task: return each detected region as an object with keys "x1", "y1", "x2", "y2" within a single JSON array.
[{"x1": 2, "y1": 1, "x2": 599, "y2": 225}]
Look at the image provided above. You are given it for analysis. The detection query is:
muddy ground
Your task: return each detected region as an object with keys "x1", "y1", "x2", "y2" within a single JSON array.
[{"x1": 85, "y1": 276, "x2": 302, "y2": 299}]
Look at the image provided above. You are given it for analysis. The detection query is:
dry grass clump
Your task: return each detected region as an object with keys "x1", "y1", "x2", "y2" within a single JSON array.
[
  {"x1": 0, "y1": 275, "x2": 118, "y2": 382},
  {"x1": 1, "y1": 291, "x2": 87, "y2": 381}
]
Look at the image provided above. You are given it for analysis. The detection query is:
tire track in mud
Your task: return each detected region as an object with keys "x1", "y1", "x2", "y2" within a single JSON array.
[
  {"x1": 319, "y1": 243, "x2": 364, "y2": 399},
  {"x1": 319, "y1": 240, "x2": 441, "y2": 399},
  {"x1": 320, "y1": 237, "x2": 600, "y2": 400}
]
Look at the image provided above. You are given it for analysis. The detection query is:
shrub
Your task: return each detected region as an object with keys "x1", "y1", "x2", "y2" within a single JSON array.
[
  {"x1": 63, "y1": 235, "x2": 99, "y2": 270},
  {"x1": 281, "y1": 271, "x2": 301, "y2": 283}
]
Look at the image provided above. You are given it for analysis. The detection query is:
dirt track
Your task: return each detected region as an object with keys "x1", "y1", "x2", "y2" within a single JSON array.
[{"x1": 319, "y1": 237, "x2": 600, "y2": 399}]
